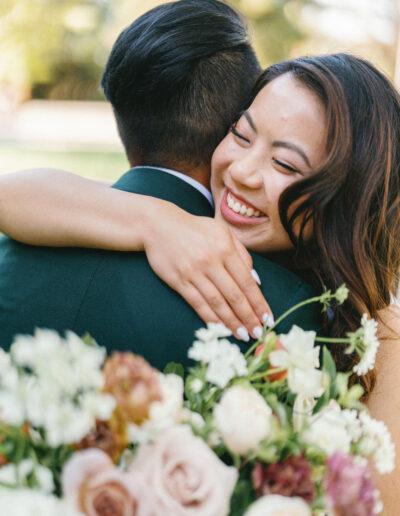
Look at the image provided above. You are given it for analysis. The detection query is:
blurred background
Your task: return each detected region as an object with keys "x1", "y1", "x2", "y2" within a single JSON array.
[{"x1": 0, "y1": 0, "x2": 399, "y2": 181}]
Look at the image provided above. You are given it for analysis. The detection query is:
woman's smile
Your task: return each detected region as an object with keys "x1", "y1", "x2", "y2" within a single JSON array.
[{"x1": 220, "y1": 188, "x2": 267, "y2": 226}]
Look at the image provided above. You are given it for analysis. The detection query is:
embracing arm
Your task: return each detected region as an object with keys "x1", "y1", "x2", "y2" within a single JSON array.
[
  {"x1": 367, "y1": 304, "x2": 400, "y2": 512},
  {"x1": 0, "y1": 168, "x2": 151, "y2": 250},
  {"x1": 0, "y1": 169, "x2": 272, "y2": 338}
]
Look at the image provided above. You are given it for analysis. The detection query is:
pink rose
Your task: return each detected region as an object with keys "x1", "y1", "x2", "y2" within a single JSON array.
[
  {"x1": 130, "y1": 425, "x2": 238, "y2": 516},
  {"x1": 62, "y1": 448, "x2": 152, "y2": 516}
]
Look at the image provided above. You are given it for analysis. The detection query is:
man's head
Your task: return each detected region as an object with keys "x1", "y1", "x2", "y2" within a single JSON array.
[{"x1": 101, "y1": 0, "x2": 260, "y2": 180}]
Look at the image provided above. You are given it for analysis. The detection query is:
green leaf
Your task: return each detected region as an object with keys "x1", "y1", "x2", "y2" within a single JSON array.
[
  {"x1": 164, "y1": 362, "x2": 185, "y2": 378},
  {"x1": 229, "y1": 475, "x2": 256, "y2": 516},
  {"x1": 313, "y1": 388, "x2": 330, "y2": 413},
  {"x1": 322, "y1": 346, "x2": 336, "y2": 382}
]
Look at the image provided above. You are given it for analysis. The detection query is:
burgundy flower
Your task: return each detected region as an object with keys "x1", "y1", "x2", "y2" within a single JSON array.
[
  {"x1": 252, "y1": 455, "x2": 315, "y2": 504},
  {"x1": 323, "y1": 452, "x2": 378, "y2": 516}
]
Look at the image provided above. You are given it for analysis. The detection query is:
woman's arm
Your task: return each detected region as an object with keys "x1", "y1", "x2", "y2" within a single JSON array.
[
  {"x1": 0, "y1": 169, "x2": 150, "y2": 249},
  {"x1": 0, "y1": 169, "x2": 271, "y2": 339},
  {"x1": 367, "y1": 304, "x2": 400, "y2": 512}
]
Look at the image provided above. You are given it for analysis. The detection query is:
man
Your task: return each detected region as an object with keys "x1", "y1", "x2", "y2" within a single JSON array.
[{"x1": 0, "y1": 0, "x2": 320, "y2": 369}]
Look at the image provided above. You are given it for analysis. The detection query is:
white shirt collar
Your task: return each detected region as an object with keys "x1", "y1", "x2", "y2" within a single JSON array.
[{"x1": 131, "y1": 165, "x2": 214, "y2": 208}]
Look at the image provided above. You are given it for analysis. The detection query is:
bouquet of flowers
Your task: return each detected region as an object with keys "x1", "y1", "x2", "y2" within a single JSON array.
[{"x1": 0, "y1": 286, "x2": 394, "y2": 516}]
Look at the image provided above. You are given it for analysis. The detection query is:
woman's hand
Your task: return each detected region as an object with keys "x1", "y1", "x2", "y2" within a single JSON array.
[
  {"x1": 0, "y1": 168, "x2": 272, "y2": 339},
  {"x1": 143, "y1": 202, "x2": 273, "y2": 341}
]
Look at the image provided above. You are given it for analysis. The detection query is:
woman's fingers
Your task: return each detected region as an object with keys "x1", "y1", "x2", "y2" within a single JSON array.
[
  {"x1": 178, "y1": 283, "x2": 221, "y2": 326},
  {"x1": 229, "y1": 234, "x2": 274, "y2": 324},
  {"x1": 190, "y1": 274, "x2": 261, "y2": 340},
  {"x1": 203, "y1": 267, "x2": 264, "y2": 339},
  {"x1": 225, "y1": 256, "x2": 273, "y2": 329}
]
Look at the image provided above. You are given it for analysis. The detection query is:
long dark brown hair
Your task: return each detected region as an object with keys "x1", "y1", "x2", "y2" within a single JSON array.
[{"x1": 253, "y1": 54, "x2": 400, "y2": 394}]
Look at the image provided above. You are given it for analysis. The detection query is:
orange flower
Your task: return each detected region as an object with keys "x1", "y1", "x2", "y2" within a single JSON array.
[{"x1": 103, "y1": 352, "x2": 162, "y2": 425}]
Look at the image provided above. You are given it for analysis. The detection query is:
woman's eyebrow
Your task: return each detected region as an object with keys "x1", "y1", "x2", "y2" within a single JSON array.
[
  {"x1": 243, "y1": 111, "x2": 257, "y2": 133},
  {"x1": 272, "y1": 140, "x2": 311, "y2": 167}
]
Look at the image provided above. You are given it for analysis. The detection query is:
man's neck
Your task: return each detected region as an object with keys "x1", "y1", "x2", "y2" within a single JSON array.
[{"x1": 129, "y1": 160, "x2": 211, "y2": 189}]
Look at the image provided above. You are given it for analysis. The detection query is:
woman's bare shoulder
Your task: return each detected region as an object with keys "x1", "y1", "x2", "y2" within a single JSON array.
[
  {"x1": 367, "y1": 304, "x2": 400, "y2": 512},
  {"x1": 377, "y1": 303, "x2": 400, "y2": 343}
]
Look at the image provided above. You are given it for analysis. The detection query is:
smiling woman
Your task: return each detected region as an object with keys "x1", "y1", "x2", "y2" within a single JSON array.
[
  {"x1": 0, "y1": 53, "x2": 399, "y2": 511},
  {"x1": 211, "y1": 73, "x2": 327, "y2": 254}
]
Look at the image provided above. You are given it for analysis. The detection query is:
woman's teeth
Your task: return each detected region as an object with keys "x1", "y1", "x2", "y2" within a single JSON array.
[{"x1": 227, "y1": 192, "x2": 263, "y2": 218}]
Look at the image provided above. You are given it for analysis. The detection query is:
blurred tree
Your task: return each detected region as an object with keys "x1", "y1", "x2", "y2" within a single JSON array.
[
  {"x1": 232, "y1": 0, "x2": 307, "y2": 66},
  {"x1": 0, "y1": 0, "x2": 396, "y2": 104},
  {"x1": 0, "y1": 0, "x2": 111, "y2": 102}
]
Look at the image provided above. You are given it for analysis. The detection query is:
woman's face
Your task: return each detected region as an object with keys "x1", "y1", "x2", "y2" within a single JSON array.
[{"x1": 211, "y1": 73, "x2": 327, "y2": 254}]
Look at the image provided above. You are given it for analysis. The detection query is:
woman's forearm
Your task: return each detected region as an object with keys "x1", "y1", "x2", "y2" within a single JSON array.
[{"x1": 0, "y1": 168, "x2": 167, "y2": 250}]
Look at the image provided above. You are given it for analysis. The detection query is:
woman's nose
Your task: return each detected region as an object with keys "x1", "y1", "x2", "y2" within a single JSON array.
[{"x1": 228, "y1": 154, "x2": 264, "y2": 189}]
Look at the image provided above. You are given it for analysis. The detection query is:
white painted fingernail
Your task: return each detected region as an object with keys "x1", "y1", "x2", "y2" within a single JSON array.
[
  {"x1": 262, "y1": 313, "x2": 275, "y2": 327},
  {"x1": 253, "y1": 326, "x2": 263, "y2": 340},
  {"x1": 251, "y1": 268, "x2": 261, "y2": 285},
  {"x1": 236, "y1": 327, "x2": 250, "y2": 342}
]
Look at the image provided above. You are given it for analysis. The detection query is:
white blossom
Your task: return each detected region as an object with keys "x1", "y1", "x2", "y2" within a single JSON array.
[
  {"x1": 352, "y1": 315, "x2": 380, "y2": 376},
  {"x1": 182, "y1": 408, "x2": 205, "y2": 429},
  {"x1": 188, "y1": 337, "x2": 248, "y2": 389},
  {"x1": 269, "y1": 326, "x2": 324, "y2": 397},
  {"x1": 0, "y1": 460, "x2": 54, "y2": 494},
  {"x1": 358, "y1": 412, "x2": 395, "y2": 474},
  {"x1": 194, "y1": 322, "x2": 232, "y2": 342},
  {"x1": 128, "y1": 373, "x2": 184, "y2": 444},
  {"x1": 0, "y1": 330, "x2": 111, "y2": 446},
  {"x1": 335, "y1": 284, "x2": 349, "y2": 305},
  {"x1": 190, "y1": 378, "x2": 204, "y2": 393},
  {"x1": 0, "y1": 488, "x2": 83, "y2": 516},
  {"x1": 303, "y1": 400, "x2": 353, "y2": 455}
]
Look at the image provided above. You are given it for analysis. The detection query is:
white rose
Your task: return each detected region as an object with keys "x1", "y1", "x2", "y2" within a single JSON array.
[
  {"x1": 130, "y1": 425, "x2": 237, "y2": 516},
  {"x1": 303, "y1": 400, "x2": 351, "y2": 455},
  {"x1": 214, "y1": 385, "x2": 272, "y2": 455},
  {"x1": 245, "y1": 495, "x2": 311, "y2": 516}
]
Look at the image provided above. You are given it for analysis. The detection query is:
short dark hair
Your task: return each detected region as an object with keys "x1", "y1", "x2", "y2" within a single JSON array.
[{"x1": 101, "y1": 0, "x2": 260, "y2": 169}]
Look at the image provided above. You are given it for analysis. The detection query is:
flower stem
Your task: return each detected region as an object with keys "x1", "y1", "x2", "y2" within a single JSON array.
[
  {"x1": 248, "y1": 367, "x2": 286, "y2": 382},
  {"x1": 245, "y1": 295, "x2": 323, "y2": 358},
  {"x1": 315, "y1": 337, "x2": 349, "y2": 344}
]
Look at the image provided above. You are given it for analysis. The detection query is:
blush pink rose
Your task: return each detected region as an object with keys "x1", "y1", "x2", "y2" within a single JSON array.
[
  {"x1": 62, "y1": 448, "x2": 152, "y2": 516},
  {"x1": 130, "y1": 425, "x2": 238, "y2": 516}
]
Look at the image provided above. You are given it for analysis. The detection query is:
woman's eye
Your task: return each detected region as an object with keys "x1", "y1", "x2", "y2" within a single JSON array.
[
  {"x1": 272, "y1": 158, "x2": 300, "y2": 174},
  {"x1": 231, "y1": 124, "x2": 250, "y2": 144}
]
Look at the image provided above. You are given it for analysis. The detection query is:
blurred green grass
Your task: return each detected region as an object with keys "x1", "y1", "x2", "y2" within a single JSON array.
[{"x1": 0, "y1": 143, "x2": 129, "y2": 182}]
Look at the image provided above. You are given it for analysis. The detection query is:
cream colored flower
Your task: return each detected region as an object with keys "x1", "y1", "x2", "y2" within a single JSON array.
[
  {"x1": 244, "y1": 494, "x2": 311, "y2": 516},
  {"x1": 214, "y1": 385, "x2": 272, "y2": 455}
]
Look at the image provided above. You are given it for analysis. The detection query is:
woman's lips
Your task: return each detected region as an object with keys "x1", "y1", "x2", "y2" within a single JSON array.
[{"x1": 220, "y1": 188, "x2": 267, "y2": 226}]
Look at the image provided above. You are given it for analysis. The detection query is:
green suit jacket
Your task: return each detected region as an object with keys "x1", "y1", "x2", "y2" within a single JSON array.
[{"x1": 0, "y1": 167, "x2": 321, "y2": 370}]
